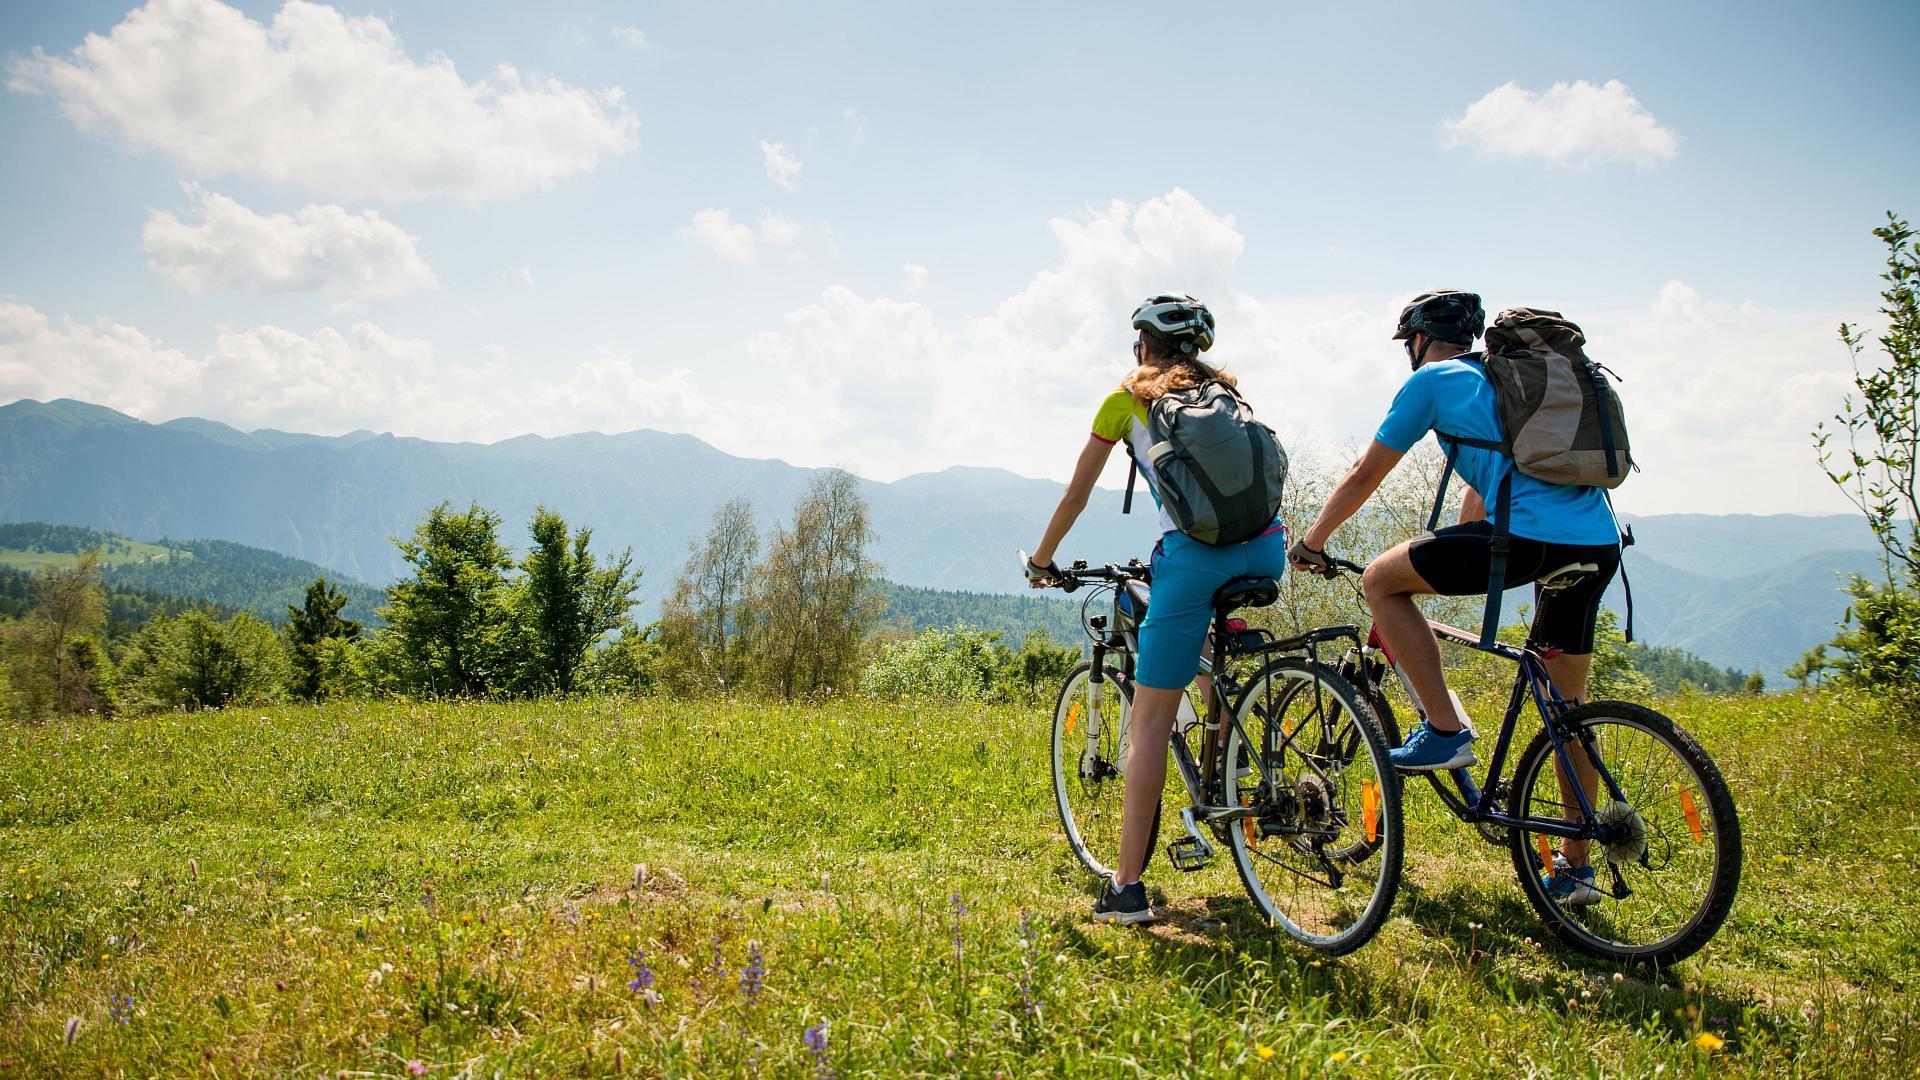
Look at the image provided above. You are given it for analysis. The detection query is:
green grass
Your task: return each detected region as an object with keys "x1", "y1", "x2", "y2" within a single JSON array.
[{"x1": 1, "y1": 690, "x2": 1915, "y2": 1076}]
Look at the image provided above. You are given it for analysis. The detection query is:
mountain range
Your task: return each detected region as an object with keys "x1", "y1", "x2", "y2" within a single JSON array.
[{"x1": 0, "y1": 398, "x2": 1884, "y2": 681}]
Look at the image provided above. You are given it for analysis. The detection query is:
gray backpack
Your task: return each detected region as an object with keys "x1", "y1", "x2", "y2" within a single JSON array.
[
  {"x1": 1429, "y1": 308, "x2": 1633, "y2": 645},
  {"x1": 1139, "y1": 380, "x2": 1287, "y2": 547},
  {"x1": 1480, "y1": 308, "x2": 1632, "y2": 488}
]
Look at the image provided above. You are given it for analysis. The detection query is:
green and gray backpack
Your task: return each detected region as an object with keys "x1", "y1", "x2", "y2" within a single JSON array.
[
  {"x1": 1142, "y1": 380, "x2": 1288, "y2": 547},
  {"x1": 1430, "y1": 308, "x2": 1634, "y2": 643}
]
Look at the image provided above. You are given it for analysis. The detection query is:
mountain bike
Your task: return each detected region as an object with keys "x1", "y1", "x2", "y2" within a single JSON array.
[
  {"x1": 1316, "y1": 555, "x2": 1741, "y2": 966},
  {"x1": 1042, "y1": 558, "x2": 1403, "y2": 955}
]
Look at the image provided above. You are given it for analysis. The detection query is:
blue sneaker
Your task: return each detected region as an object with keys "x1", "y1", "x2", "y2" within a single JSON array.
[
  {"x1": 1542, "y1": 862, "x2": 1603, "y2": 907},
  {"x1": 1389, "y1": 721, "x2": 1478, "y2": 773}
]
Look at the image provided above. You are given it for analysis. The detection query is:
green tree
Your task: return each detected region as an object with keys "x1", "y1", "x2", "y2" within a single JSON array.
[
  {"x1": 286, "y1": 577, "x2": 363, "y2": 700},
  {"x1": 381, "y1": 503, "x2": 514, "y2": 697},
  {"x1": 514, "y1": 507, "x2": 642, "y2": 695},
  {"x1": 1812, "y1": 213, "x2": 1920, "y2": 700},
  {"x1": 860, "y1": 624, "x2": 1006, "y2": 702},
  {"x1": 1585, "y1": 608, "x2": 1655, "y2": 701},
  {"x1": 747, "y1": 470, "x2": 884, "y2": 699},
  {"x1": 122, "y1": 609, "x2": 290, "y2": 710},
  {"x1": 0, "y1": 551, "x2": 112, "y2": 720},
  {"x1": 658, "y1": 497, "x2": 760, "y2": 694}
]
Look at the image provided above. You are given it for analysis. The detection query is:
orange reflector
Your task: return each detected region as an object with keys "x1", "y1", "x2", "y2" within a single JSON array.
[
  {"x1": 1362, "y1": 780, "x2": 1379, "y2": 843},
  {"x1": 1243, "y1": 795, "x2": 1258, "y2": 846},
  {"x1": 1678, "y1": 786, "x2": 1706, "y2": 843},
  {"x1": 1065, "y1": 701, "x2": 1082, "y2": 736},
  {"x1": 1536, "y1": 832, "x2": 1554, "y2": 875}
]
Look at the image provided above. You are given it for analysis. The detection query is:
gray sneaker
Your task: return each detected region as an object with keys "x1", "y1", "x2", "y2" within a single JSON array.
[{"x1": 1091, "y1": 880, "x2": 1154, "y2": 925}]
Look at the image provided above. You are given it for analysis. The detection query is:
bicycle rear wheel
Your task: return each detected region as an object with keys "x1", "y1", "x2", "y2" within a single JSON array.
[
  {"x1": 1508, "y1": 701, "x2": 1741, "y2": 966},
  {"x1": 1051, "y1": 661, "x2": 1158, "y2": 879},
  {"x1": 1224, "y1": 658, "x2": 1402, "y2": 955}
]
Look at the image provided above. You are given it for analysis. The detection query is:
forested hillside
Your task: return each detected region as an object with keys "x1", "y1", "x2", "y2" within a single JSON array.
[
  {"x1": 0, "y1": 564, "x2": 241, "y2": 643},
  {"x1": 0, "y1": 522, "x2": 384, "y2": 625},
  {"x1": 876, "y1": 581, "x2": 1085, "y2": 648}
]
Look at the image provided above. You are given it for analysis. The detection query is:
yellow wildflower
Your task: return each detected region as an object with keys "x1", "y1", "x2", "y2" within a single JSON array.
[
  {"x1": 1255, "y1": 1045, "x2": 1275, "y2": 1060},
  {"x1": 1695, "y1": 1032, "x2": 1724, "y2": 1052},
  {"x1": 1331, "y1": 1051, "x2": 1349, "y2": 1063}
]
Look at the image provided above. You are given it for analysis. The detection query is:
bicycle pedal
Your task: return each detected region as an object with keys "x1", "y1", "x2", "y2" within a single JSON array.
[{"x1": 1166, "y1": 837, "x2": 1212, "y2": 872}]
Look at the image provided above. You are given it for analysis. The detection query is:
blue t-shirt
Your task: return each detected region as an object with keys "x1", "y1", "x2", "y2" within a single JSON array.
[{"x1": 1375, "y1": 356, "x2": 1620, "y2": 546}]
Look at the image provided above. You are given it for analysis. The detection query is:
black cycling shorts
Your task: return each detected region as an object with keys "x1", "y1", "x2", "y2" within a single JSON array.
[{"x1": 1406, "y1": 520, "x2": 1620, "y2": 653}]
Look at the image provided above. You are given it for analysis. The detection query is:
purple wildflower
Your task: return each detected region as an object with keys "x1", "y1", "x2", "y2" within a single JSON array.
[
  {"x1": 626, "y1": 950, "x2": 654, "y2": 994},
  {"x1": 739, "y1": 941, "x2": 765, "y2": 1003},
  {"x1": 107, "y1": 993, "x2": 134, "y2": 1025},
  {"x1": 803, "y1": 1020, "x2": 835, "y2": 1080},
  {"x1": 1018, "y1": 909, "x2": 1041, "y2": 1022},
  {"x1": 951, "y1": 892, "x2": 966, "y2": 964}
]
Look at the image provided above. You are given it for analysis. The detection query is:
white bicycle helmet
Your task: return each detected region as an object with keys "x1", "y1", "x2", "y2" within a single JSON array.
[{"x1": 1131, "y1": 294, "x2": 1216, "y2": 355}]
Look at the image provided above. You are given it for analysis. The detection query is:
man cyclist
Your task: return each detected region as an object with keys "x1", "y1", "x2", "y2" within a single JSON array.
[{"x1": 1287, "y1": 289, "x2": 1622, "y2": 905}]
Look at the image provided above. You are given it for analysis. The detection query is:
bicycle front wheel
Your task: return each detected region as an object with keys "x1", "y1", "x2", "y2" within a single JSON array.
[
  {"x1": 1224, "y1": 658, "x2": 1403, "y2": 955},
  {"x1": 1051, "y1": 661, "x2": 1157, "y2": 879},
  {"x1": 1508, "y1": 701, "x2": 1741, "y2": 966}
]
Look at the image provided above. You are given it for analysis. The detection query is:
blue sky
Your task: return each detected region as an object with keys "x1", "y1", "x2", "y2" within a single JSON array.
[{"x1": 2, "y1": 0, "x2": 1916, "y2": 516}]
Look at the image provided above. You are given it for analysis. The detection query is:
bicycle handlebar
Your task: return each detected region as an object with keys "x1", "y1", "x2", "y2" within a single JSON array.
[{"x1": 1038, "y1": 558, "x2": 1150, "y2": 593}]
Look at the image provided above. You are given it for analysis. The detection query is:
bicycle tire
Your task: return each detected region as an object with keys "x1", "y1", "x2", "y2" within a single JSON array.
[
  {"x1": 1051, "y1": 661, "x2": 1159, "y2": 880},
  {"x1": 1224, "y1": 657, "x2": 1403, "y2": 955},
  {"x1": 1507, "y1": 701, "x2": 1742, "y2": 966}
]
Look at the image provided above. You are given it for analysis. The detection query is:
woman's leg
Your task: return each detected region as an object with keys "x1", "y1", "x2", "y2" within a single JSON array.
[{"x1": 1114, "y1": 684, "x2": 1183, "y2": 884}]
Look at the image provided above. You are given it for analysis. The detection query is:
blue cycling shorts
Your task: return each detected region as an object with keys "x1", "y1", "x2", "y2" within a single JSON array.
[{"x1": 1136, "y1": 523, "x2": 1289, "y2": 690}]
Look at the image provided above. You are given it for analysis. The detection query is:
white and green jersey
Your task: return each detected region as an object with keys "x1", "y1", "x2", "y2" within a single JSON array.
[{"x1": 1091, "y1": 389, "x2": 1175, "y2": 536}]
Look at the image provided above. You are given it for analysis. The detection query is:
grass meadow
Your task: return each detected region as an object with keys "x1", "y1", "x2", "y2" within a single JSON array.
[{"x1": 0, "y1": 689, "x2": 1915, "y2": 1077}]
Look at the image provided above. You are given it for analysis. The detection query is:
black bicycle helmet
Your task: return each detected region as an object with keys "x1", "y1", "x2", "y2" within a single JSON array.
[
  {"x1": 1131, "y1": 294, "x2": 1216, "y2": 355},
  {"x1": 1392, "y1": 290, "x2": 1485, "y2": 346}
]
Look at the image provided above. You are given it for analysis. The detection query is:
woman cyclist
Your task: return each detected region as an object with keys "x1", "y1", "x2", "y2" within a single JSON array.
[{"x1": 1025, "y1": 295, "x2": 1289, "y2": 925}]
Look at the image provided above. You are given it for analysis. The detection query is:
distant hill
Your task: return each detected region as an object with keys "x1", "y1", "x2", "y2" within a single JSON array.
[
  {"x1": 877, "y1": 581, "x2": 1086, "y2": 650},
  {"x1": 0, "y1": 564, "x2": 244, "y2": 644},
  {"x1": 0, "y1": 398, "x2": 1885, "y2": 681},
  {"x1": 0, "y1": 522, "x2": 385, "y2": 626}
]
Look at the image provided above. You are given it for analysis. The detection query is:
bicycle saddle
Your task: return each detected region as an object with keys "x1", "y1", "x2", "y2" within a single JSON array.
[
  {"x1": 1537, "y1": 562, "x2": 1600, "y2": 592},
  {"x1": 1212, "y1": 575, "x2": 1279, "y2": 612}
]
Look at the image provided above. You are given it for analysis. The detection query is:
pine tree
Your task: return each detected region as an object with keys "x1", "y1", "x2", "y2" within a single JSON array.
[
  {"x1": 516, "y1": 507, "x2": 641, "y2": 695},
  {"x1": 286, "y1": 577, "x2": 362, "y2": 700},
  {"x1": 381, "y1": 503, "x2": 514, "y2": 697}
]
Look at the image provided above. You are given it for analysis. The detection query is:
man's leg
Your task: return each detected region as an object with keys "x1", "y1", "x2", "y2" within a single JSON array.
[
  {"x1": 1363, "y1": 541, "x2": 1465, "y2": 731},
  {"x1": 1543, "y1": 649, "x2": 1599, "y2": 867},
  {"x1": 1115, "y1": 684, "x2": 1182, "y2": 884}
]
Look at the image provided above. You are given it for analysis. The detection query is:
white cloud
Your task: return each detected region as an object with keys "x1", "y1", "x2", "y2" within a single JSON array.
[
  {"x1": 611, "y1": 26, "x2": 651, "y2": 50},
  {"x1": 759, "y1": 139, "x2": 801, "y2": 189},
  {"x1": 141, "y1": 187, "x2": 436, "y2": 296},
  {"x1": 757, "y1": 212, "x2": 803, "y2": 248},
  {"x1": 1442, "y1": 80, "x2": 1678, "y2": 169},
  {"x1": 903, "y1": 263, "x2": 928, "y2": 292},
  {"x1": 0, "y1": 302, "x2": 202, "y2": 416},
  {"x1": 677, "y1": 208, "x2": 757, "y2": 263},
  {"x1": 0, "y1": 300, "x2": 708, "y2": 442},
  {"x1": 843, "y1": 106, "x2": 866, "y2": 144},
  {"x1": 7, "y1": 0, "x2": 638, "y2": 203},
  {"x1": 718, "y1": 188, "x2": 1852, "y2": 516},
  {"x1": 677, "y1": 208, "x2": 808, "y2": 262},
  {"x1": 517, "y1": 266, "x2": 536, "y2": 289}
]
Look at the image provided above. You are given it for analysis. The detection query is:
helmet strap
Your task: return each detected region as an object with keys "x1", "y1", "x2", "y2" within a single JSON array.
[{"x1": 1408, "y1": 334, "x2": 1434, "y2": 371}]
